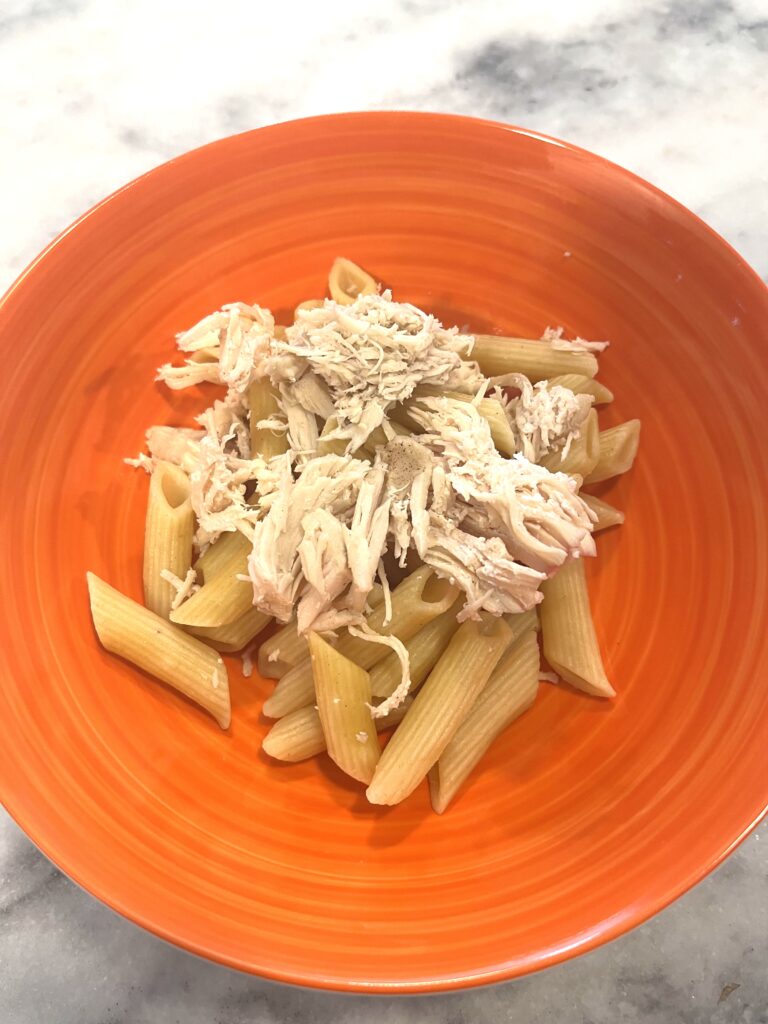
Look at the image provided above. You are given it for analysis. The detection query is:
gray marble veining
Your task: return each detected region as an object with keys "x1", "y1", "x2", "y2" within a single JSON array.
[{"x1": 1, "y1": 0, "x2": 767, "y2": 1021}]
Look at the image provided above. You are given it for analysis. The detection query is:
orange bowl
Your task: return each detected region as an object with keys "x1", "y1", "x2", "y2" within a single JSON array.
[{"x1": 1, "y1": 112, "x2": 767, "y2": 992}]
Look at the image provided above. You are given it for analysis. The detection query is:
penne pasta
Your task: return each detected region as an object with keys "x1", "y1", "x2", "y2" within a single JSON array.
[
  {"x1": 548, "y1": 374, "x2": 614, "y2": 404},
  {"x1": 366, "y1": 614, "x2": 513, "y2": 805},
  {"x1": 309, "y1": 633, "x2": 380, "y2": 783},
  {"x1": 193, "y1": 529, "x2": 249, "y2": 584},
  {"x1": 429, "y1": 629, "x2": 540, "y2": 813},
  {"x1": 262, "y1": 567, "x2": 457, "y2": 718},
  {"x1": 584, "y1": 419, "x2": 641, "y2": 485},
  {"x1": 369, "y1": 604, "x2": 459, "y2": 698},
  {"x1": 580, "y1": 493, "x2": 625, "y2": 531},
  {"x1": 258, "y1": 586, "x2": 385, "y2": 679},
  {"x1": 86, "y1": 573, "x2": 230, "y2": 728},
  {"x1": 258, "y1": 620, "x2": 308, "y2": 679},
  {"x1": 187, "y1": 606, "x2": 271, "y2": 653},
  {"x1": 539, "y1": 557, "x2": 614, "y2": 697},
  {"x1": 503, "y1": 608, "x2": 539, "y2": 644},
  {"x1": 248, "y1": 379, "x2": 289, "y2": 461},
  {"x1": 262, "y1": 697, "x2": 412, "y2": 762},
  {"x1": 328, "y1": 257, "x2": 378, "y2": 306},
  {"x1": 170, "y1": 531, "x2": 253, "y2": 628},
  {"x1": 472, "y1": 334, "x2": 598, "y2": 381},
  {"x1": 142, "y1": 461, "x2": 195, "y2": 618},
  {"x1": 540, "y1": 408, "x2": 599, "y2": 477}
]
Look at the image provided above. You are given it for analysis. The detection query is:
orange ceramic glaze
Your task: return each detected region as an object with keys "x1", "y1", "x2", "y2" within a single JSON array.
[{"x1": 0, "y1": 113, "x2": 766, "y2": 992}]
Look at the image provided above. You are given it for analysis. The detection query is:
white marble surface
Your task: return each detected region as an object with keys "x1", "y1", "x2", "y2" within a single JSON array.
[{"x1": 1, "y1": 1, "x2": 767, "y2": 1021}]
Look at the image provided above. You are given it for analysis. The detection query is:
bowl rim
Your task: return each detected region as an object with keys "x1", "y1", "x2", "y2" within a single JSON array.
[{"x1": 1, "y1": 110, "x2": 766, "y2": 994}]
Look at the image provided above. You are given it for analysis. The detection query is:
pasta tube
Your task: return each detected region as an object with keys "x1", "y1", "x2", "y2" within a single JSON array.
[
  {"x1": 170, "y1": 531, "x2": 253, "y2": 628},
  {"x1": 366, "y1": 613, "x2": 512, "y2": 806},
  {"x1": 309, "y1": 633, "x2": 380, "y2": 783},
  {"x1": 248, "y1": 379, "x2": 289, "y2": 461},
  {"x1": 579, "y1": 493, "x2": 625, "y2": 531},
  {"x1": 472, "y1": 334, "x2": 598, "y2": 381},
  {"x1": 328, "y1": 258, "x2": 377, "y2": 305},
  {"x1": 193, "y1": 530, "x2": 249, "y2": 584},
  {"x1": 369, "y1": 605, "x2": 459, "y2": 699},
  {"x1": 503, "y1": 608, "x2": 539, "y2": 643},
  {"x1": 142, "y1": 461, "x2": 194, "y2": 618},
  {"x1": 429, "y1": 629, "x2": 540, "y2": 813},
  {"x1": 539, "y1": 557, "x2": 614, "y2": 697},
  {"x1": 584, "y1": 420, "x2": 641, "y2": 485},
  {"x1": 262, "y1": 567, "x2": 457, "y2": 718},
  {"x1": 187, "y1": 607, "x2": 271, "y2": 653},
  {"x1": 262, "y1": 698, "x2": 411, "y2": 763},
  {"x1": 87, "y1": 573, "x2": 230, "y2": 728},
  {"x1": 257, "y1": 586, "x2": 384, "y2": 679}
]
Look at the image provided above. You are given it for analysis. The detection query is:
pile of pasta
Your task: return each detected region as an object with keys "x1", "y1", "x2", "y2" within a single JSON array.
[{"x1": 88, "y1": 259, "x2": 640, "y2": 812}]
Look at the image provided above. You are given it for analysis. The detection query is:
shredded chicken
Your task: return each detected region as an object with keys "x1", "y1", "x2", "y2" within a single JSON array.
[
  {"x1": 541, "y1": 326, "x2": 610, "y2": 353},
  {"x1": 501, "y1": 373, "x2": 593, "y2": 461},
  {"x1": 160, "y1": 302, "x2": 274, "y2": 394},
  {"x1": 138, "y1": 282, "x2": 608, "y2": 700},
  {"x1": 124, "y1": 452, "x2": 153, "y2": 473},
  {"x1": 159, "y1": 567, "x2": 200, "y2": 610},
  {"x1": 269, "y1": 291, "x2": 484, "y2": 450}
]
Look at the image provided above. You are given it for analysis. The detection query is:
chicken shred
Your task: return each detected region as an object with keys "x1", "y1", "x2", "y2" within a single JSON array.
[{"x1": 136, "y1": 286, "x2": 608, "y2": 702}]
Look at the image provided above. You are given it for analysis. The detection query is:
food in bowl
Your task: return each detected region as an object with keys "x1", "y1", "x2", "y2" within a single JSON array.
[{"x1": 87, "y1": 257, "x2": 640, "y2": 811}]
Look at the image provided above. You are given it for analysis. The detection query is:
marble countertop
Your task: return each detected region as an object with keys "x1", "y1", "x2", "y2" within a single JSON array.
[{"x1": 1, "y1": 1, "x2": 766, "y2": 1021}]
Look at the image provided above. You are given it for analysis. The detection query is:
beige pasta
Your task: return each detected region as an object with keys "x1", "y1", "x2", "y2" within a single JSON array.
[
  {"x1": 503, "y1": 608, "x2": 539, "y2": 644},
  {"x1": 258, "y1": 620, "x2": 308, "y2": 679},
  {"x1": 248, "y1": 379, "x2": 289, "y2": 461},
  {"x1": 366, "y1": 614, "x2": 513, "y2": 806},
  {"x1": 580, "y1": 493, "x2": 625, "y2": 531},
  {"x1": 472, "y1": 334, "x2": 598, "y2": 381},
  {"x1": 262, "y1": 697, "x2": 412, "y2": 762},
  {"x1": 540, "y1": 408, "x2": 600, "y2": 477},
  {"x1": 309, "y1": 633, "x2": 380, "y2": 784},
  {"x1": 86, "y1": 572, "x2": 230, "y2": 728},
  {"x1": 429, "y1": 629, "x2": 540, "y2": 813},
  {"x1": 262, "y1": 567, "x2": 457, "y2": 718},
  {"x1": 539, "y1": 557, "x2": 614, "y2": 697},
  {"x1": 187, "y1": 606, "x2": 271, "y2": 653},
  {"x1": 258, "y1": 586, "x2": 385, "y2": 679},
  {"x1": 369, "y1": 605, "x2": 459, "y2": 699},
  {"x1": 328, "y1": 257, "x2": 378, "y2": 306},
  {"x1": 193, "y1": 530, "x2": 249, "y2": 584},
  {"x1": 142, "y1": 461, "x2": 195, "y2": 618},
  {"x1": 584, "y1": 419, "x2": 641, "y2": 485},
  {"x1": 548, "y1": 374, "x2": 614, "y2": 404},
  {"x1": 170, "y1": 531, "x2": 253, "y2": 629}
]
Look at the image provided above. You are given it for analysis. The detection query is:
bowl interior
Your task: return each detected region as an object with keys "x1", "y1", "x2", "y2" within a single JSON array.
[{"x1": 0, "y1": 113, "x2": 766, "y2": 992}]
